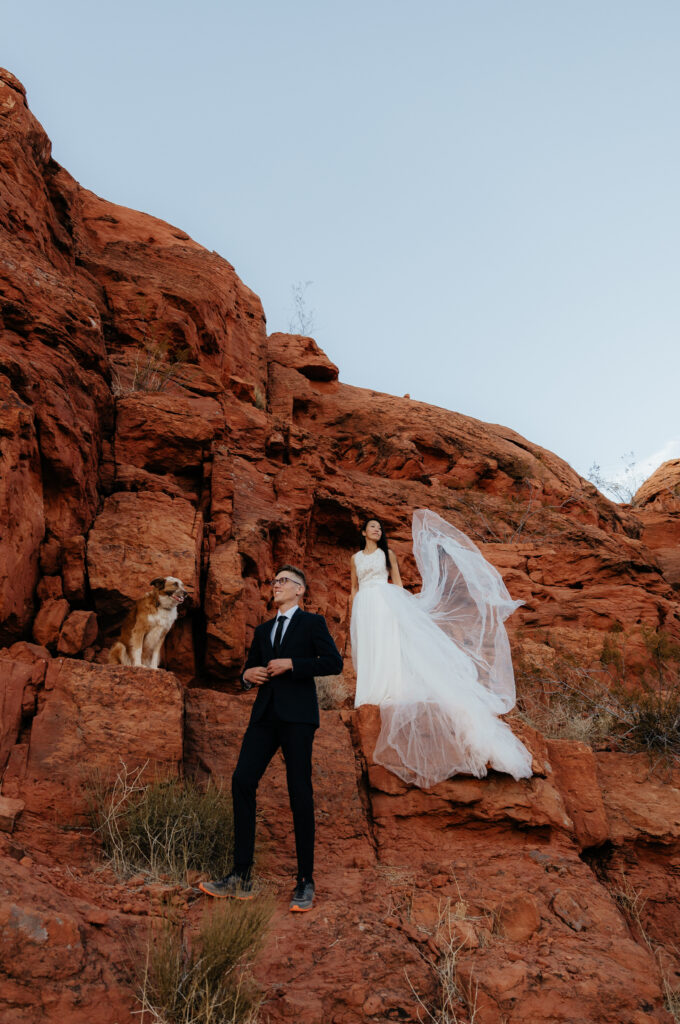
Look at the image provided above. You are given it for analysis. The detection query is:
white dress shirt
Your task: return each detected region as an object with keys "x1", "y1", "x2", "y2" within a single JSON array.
[{"x1": 271, "y1": 604, "x2": 299, "y2": 645}]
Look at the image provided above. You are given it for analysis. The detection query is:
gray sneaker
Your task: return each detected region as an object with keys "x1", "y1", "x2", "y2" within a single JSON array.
[
  {"x1": 198, "y1": 873, "x2": 253, "y2": 900},
  {"x1": 290, "y1": 879, "x2": 315, "y2": 912}
]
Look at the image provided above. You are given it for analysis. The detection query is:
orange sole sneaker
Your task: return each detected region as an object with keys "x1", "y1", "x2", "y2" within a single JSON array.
[{"x1": 198, "y1": 880, "x2": 253, "y2": 900}]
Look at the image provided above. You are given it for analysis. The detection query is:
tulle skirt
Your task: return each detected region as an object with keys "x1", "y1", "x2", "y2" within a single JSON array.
[{"x1": 351, "y1": 581, "x2": 532, "y2": 788}]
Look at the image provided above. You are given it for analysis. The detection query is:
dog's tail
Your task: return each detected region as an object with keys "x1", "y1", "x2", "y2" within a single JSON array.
[{"x1": 108, "y1": 642, "x2": 129, "y2": 666}]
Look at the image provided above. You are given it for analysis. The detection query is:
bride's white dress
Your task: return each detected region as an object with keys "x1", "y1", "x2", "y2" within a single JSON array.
[{"x1": 351, "y1": 509, "x2": 532, "y2": 788}]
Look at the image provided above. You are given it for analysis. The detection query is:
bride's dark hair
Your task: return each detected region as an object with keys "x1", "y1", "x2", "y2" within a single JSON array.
[{"x1": 361, "y1": 517, "x2": 392, "y2": 579}]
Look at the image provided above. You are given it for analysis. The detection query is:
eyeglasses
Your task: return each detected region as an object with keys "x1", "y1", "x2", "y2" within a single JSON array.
[{"x1": 271, "y1": 576, "x2": 302, "y2": 588}]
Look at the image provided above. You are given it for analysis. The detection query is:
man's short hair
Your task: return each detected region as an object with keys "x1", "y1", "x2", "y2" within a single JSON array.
[{"x1": 276, "y1": 564, "x2": 306, "y2": 590}]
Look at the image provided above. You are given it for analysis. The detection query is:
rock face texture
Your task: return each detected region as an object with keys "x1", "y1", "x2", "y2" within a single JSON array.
[
  {"x1": 1, "y1": 68, "x2": 680, "y2": 1023},
  {"x1": 635, "y1": 459, "x2": 680, "y2": 589}
]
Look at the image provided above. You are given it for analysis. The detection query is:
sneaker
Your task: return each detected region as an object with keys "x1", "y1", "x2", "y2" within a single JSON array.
[
  {"x1": 289, "y1": 878, "x2": 315, "y2": 912},
  {"x1": 198, "y1": 872, "x2": 253, "y2": 900}
]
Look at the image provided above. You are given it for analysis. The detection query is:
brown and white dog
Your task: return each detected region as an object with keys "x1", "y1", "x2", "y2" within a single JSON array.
[{"x1": 108, "y1": 577, "x2": 187, "y2": 669}]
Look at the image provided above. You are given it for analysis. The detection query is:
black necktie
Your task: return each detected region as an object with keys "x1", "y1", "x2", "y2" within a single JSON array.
[{"x1": 273, "y1": 616, "x2": 285, "y2": 655}]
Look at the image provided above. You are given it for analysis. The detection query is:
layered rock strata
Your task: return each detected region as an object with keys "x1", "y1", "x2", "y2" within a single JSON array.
[{"x1": 1, "y1": 68, "x2": 679, "y2": 1023}]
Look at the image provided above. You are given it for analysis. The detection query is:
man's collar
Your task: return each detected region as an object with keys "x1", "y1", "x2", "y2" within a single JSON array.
[{"x1": 276, "y1": 604, "x2": 300, "y2": 621}]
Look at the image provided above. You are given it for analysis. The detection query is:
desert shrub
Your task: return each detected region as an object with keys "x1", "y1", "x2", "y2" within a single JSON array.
[
  {"x1": 641, "y1": 625, "x2": 680, "y2": 675},
  {"x1": 599, "y1": 633, "x2": 624, "y2": 674},
  {"x1": 611, "y1": 680, "x2": 680, "y2": 763},
  {"x1": 587, "y1": 451, "x2": 642, "y2": 504},
  {"x1": 111, "y1": 339, "x2": 190, "y2": 396},
  {"x1": 90, "y1": 763, "x2": 233, "y2": 881},
  {"x1": 288, "y1": 280, "x2": 315, "y2": 335},
  {"x1": 515, "y1": 644, "x2": 680, "y2": 766},
  {"x1": 139, "y1": 898, "x2": 272, "y2": 1024},
  {"x1": 514, "y1": 645, "x2": 616, "y2": 745},
  {"x1": 315, "y1": 673, "x2": 351, "y2": 710},
  {"x1": 452, "y1": 484, "x2": 582, "y2": 546},
  {"x1": 516, "y1": 684, "x2": 615, "y2": 745}
]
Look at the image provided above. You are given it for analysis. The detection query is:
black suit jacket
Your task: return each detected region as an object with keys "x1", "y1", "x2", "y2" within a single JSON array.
[{"x1": 242, "y1": 608, "x2": 343, "y2": 728}]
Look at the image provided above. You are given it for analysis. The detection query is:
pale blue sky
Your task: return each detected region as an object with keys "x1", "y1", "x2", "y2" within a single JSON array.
[{"x1": 5, "y1": 0, "x2": 680, "y2": 486}]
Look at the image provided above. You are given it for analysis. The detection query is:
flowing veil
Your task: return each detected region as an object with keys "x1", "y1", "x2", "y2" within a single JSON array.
[
  {"x1": 411, "y1": 508, "x2": 522, "y2": 712},
  {"x1": 367, "y1": 509, "x2": 530, "y2": 788}
]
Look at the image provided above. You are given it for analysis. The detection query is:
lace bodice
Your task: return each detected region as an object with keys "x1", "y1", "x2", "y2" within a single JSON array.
[{"x1": 354, "y1": 547, "x2": 389, "y2": 588}]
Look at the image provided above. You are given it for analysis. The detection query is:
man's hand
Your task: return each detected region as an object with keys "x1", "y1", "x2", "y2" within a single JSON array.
[
  {"x1": 243, "y1": 666, "x2": 269, "y2": 686},
  {"x1": 267, "y1": 658, "x2": 293, "y2": 677}
]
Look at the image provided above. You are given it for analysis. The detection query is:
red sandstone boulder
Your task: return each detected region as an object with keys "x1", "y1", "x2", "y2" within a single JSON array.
[
  {"x1": 267, "y1": 332, "x2": 339, "y2": 381},
  {"x1": 57, "y1": 610, "x2": 98, "y2": 655},
  {"x1": 87, "y1": 490, "x2": 202, "y2": 616},
  {"x1": 595, "y1": 753, "x2": 680, "y2": 844},
  {"x1": 0, "y1": 658, "x2": 45, "y2": 770},
  {"x1": 114, "y1": 389, "x2": 224, "y2": 487},
  {"x1": 0, "y1": 795, "x2": 25, "y2": 832},
  {"x1": 545, "y1": 738, "x2": 609, "y2": 849},
  {"x1": 204, "y1": 540, "x2": 246, "y2": 675},
  {"x1": 497, "y1": 892, "x2": 542, "y2": 941},
  {"x1": 634, "y1": 459, "x2": 680, "y2": 511},
  {"x1": 6, "y1": 641, "x2": 51, "y2": 665},
  {"x1": 36, "y1": 575, "x2": 63, "y2": 602},
  {"x1": 31, "y1": 598, "x2": 69, "y2": 648},
  {"x1": 634, "y1": 461, "x2": 680, "y2": 587},
  {"x1": 38, "y1": 538, "x2": 61, "y2": 576},
  {"x1": 77, "y1": 185, "x2": 269, "y2": 393},
  {"x1": 2, "y1": 659, "x2": 183, "y2": 817},
  {"x1": 60, "y1": 535, "x2": 87, "y2": 602},
  {"x1": 0, "y1": 855, "x2": 138, "y2": 1023}
]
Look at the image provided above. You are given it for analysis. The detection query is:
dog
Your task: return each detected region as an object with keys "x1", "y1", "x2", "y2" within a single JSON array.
[{"x1": 108, "y1": 577, "x2": 187, "y2": 668}]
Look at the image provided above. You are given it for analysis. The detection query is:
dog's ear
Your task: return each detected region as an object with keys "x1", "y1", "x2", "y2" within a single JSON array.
[{"x1": 150, "y1": 578, "x2": 166, "y2": 589}]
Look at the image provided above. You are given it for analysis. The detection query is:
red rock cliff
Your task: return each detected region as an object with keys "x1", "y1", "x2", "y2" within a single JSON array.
[{"x1": 1, "y1": 68, "x2": 679, "y2": 1024}]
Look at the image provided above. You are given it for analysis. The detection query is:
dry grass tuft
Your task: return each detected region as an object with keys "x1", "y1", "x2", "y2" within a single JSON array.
[
  {"x1": 610, "y1": 875, "x2": 653, "y2": 951},
  {"x1": 315, "y1": 673, "x2": 351, "y2": 710},
  {"x1": 406, "y1": 897, "x2": 480, "y2": 1024},
  {"x1": 111, "y1": 340, "x2": 189, "y2": 396},
  {"x1": 514, "y1": 631, "x2": 680, "y2": 767},
  {"x1": 139, "y1": 898, "x2": 272, "y2": 1024},
  {"x1": 89, "y1": 762, "x2": 233, "y2": 882},
  {"x1": 516, "y1": 681, "x2": 615, "y2": 745},
  {"x1": 613, "y1": 681, "x2": 680, "y2": 765},
  {"x1": 664, "y1": 977, "x2": 680, "y2": 1023}
]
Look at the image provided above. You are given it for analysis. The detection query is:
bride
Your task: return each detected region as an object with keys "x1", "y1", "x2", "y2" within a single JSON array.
[{"x1": 350, "y1": 509, "x2": 532, "y2": 788}]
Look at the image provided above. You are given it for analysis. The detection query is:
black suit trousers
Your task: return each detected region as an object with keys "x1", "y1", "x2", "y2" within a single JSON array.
[{"x1": 231, "y1": 702, "x2": 316, "y2": 881}]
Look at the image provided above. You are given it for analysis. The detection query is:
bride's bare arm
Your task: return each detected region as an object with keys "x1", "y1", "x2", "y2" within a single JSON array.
[
  {"x1": 388, "y1": 550, "x2": 403, "y2": 587},
  {"x1": 350, "y1": 555, "x2": 358, "y2": 601}
]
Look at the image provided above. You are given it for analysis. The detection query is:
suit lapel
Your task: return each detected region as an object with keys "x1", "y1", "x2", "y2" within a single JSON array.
[
  {"x1": 279, "y1": 607, "x2": 304, "y2": 653},
  {"x1": 261, "y1": 617, "x2": 277, "y2": 660}
]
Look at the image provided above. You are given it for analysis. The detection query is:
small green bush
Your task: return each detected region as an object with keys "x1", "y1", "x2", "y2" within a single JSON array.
[
  {"x1": 612, "y1": 680, "x2": 680, "y2": 764},
  {"x1": 90, "y1": 763, "x2": 234, "y2": 882},
  {"x1": 140, "y1": 899, "x2": 272, "y2": 1024}
]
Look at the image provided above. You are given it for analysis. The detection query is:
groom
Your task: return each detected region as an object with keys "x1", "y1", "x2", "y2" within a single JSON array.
[{"x1": 199, "y1": 565, "x2": 343, "y2": 912}]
